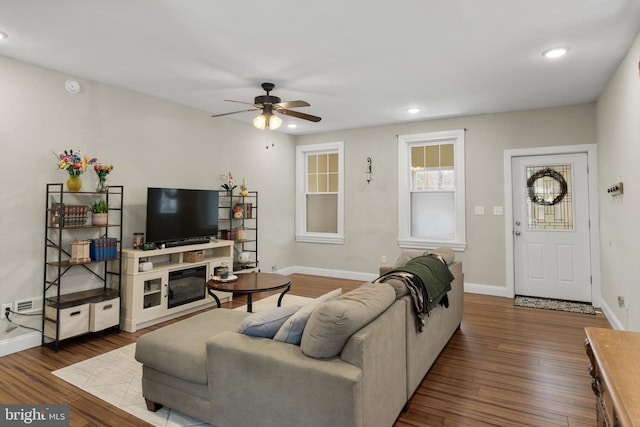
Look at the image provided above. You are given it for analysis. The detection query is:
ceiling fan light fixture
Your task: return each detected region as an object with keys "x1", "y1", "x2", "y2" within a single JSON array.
[{"x1": 253, "y1": 112, "x2": 282, "y2": 130}]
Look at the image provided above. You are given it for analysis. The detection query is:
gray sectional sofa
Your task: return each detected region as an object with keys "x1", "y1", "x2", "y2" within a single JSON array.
[{"x1": 135, "y1": 250, "x2": 463, "y2": 427}]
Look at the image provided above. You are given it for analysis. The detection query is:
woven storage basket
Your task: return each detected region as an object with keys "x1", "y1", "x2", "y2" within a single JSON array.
[{"x1": 184, "y1": 250, "x2": 204, "y2": 263}]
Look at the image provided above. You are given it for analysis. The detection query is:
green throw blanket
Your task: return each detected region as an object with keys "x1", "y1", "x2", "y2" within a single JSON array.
[{"x1": 384, "y1": 255, "x2": 454, "y2": 312}]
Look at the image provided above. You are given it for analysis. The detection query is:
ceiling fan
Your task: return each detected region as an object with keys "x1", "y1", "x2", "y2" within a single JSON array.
[{"x1": 211, "y1": 82, "x2": 321, "y2": 130}]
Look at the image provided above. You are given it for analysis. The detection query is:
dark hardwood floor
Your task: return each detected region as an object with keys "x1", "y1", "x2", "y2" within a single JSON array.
[{"x1": 0, "y1": 274, "x2": 610, "y2": 426}]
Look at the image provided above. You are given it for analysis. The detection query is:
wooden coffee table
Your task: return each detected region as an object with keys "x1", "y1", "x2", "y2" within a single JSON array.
[{"x1": 206, "y1": 272, "x2": 292, "y2": 312}]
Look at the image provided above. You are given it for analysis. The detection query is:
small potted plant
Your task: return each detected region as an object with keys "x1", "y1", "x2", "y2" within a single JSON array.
[{"x1": 90, "y1": 200, "x2": 109, "y2": 226}]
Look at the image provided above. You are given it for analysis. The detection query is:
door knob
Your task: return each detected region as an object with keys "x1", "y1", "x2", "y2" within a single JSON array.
[
  {"x1": 515, "y1": 231, "x2": 521, "y2": 236},
  {"x1": 515, "y1": 221, "x2": 521, "y2": 226}
]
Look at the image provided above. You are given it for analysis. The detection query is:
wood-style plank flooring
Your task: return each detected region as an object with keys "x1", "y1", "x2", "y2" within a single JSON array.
[{"x1": 0, "y1": 274, "x2": 610, "y2": 426}]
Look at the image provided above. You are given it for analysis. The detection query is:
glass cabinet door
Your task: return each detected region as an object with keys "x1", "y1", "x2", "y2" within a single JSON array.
[{"x1": 143, "y1": 277, "x2": 163, "y2": 310}]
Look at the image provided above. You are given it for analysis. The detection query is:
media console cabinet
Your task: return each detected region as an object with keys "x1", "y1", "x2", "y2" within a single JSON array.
[
  {"x1": 120, "y1": 240, "x2": 234, "y2": 332},
  {"x1": 584, "y1": 327, "x2": 640, "y2": 427}
]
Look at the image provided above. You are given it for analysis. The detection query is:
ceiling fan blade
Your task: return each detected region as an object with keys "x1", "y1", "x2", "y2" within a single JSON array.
[
  {"x1": 275, "y1": 100, "x2": 310, "y2": 109},
  {"x1": 211, "y1": 108, "x2": 259, "y2": 118},
  {"x1": 224, "y1": 99, "x2": 261, "y2": 107},
  {"x1": 277, "y1": 108, "x2": 322, "y2": 122}
]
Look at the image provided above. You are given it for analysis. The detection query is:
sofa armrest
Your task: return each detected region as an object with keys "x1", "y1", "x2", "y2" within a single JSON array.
[{"x1": 206, "y1": 332, "x2": 363, "y2": 427}]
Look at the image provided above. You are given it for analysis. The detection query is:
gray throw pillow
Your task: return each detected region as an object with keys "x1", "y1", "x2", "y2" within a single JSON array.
[{"x1": 301, "y1": 283, "x2": 395, "y2": 358}]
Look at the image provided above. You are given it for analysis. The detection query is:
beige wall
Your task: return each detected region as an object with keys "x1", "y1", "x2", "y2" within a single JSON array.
[
  {"x1": 0, "y1": 55, "x2": 296, "y2": 306},
  {"x1": 596, "y1": 32, "x2": 640, "y2": 331},
  {"x1": 295, "y1": 104, "x2": 597, "y2": 287}
]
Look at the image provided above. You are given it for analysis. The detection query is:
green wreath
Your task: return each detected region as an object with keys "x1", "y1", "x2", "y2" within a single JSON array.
[{"x1": 526, "y1": 168, "x2": 567, "y2": 206}]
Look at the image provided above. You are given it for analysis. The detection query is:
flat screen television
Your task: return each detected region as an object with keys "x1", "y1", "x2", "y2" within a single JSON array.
[{"x1": 145, "y1": 188, "x2": 219, "y2": 245}]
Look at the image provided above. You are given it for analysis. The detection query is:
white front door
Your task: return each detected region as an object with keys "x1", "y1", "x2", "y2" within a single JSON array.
[{"x1": 512, "y1": 153, "x2": 592, "y2": 302}]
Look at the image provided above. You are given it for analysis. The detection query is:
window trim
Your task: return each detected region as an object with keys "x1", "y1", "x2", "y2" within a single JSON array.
[
  {"x1": 295, "y1": 141, "x2": 345, "y2": 244},
  {"x1": 398, "y1": 129, "x2": 466, "y2": 250}
]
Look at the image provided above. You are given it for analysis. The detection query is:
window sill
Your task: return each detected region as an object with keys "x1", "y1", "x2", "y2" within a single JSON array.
[
  {"x1": 398, "y1": 238, "x2": 466, "y2": 251},
  {"x1": 296, "y1": 234, "x2": 345, "y2": 245}
]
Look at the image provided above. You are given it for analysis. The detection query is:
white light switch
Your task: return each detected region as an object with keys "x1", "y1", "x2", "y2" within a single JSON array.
[
  {"x1": 493, "y1": 206, "x2": 504, "y2": 216},
  {"x1": 474, "y1": 206, "x2": 485, "y2": 215}
]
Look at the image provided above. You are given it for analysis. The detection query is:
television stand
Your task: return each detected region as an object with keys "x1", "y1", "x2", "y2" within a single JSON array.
[{"x1": 120, "y1": 240, "x2": 234, "y2": 332}]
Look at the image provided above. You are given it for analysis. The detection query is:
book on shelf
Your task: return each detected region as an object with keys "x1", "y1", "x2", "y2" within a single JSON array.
[
  {"x1": 50, "y1": 203, "x2": 89, "y2": 228},
  {"x1": 90, "y1": 237, "x2": 118, "y2": 261}
]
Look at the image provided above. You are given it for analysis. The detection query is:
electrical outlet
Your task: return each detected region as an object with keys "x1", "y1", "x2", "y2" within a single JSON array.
[
  {"x1": 381, "y1": 255, "x2": 387, "y2": 263},
  {"x1": 618, "y1": 296, "x2": 626, "y2": 309},
  {"x1": 2, "y1": 303, "x2": 12, "y2": 317}
]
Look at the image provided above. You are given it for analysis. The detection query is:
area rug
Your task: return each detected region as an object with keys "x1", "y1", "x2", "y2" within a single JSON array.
[
  {"x1": 52, "y1": 293, "x2": 312, "y2": 427},
  {"x1": 514, "y1": 295, "x2": 596, "y2": 315}
]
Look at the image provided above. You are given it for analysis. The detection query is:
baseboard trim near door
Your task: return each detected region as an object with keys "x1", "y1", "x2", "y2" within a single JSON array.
[{"x1": 464, "y1": 282, "x2": 511, "y2": 298}]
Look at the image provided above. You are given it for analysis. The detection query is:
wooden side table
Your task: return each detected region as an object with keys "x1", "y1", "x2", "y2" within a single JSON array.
[{"x1": 207, "y1": 272, "x2": 292, "y2": 312}]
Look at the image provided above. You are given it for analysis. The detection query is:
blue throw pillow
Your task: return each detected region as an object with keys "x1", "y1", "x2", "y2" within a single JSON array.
[
  {"x1": 273, "y1": 288, "x2": 342, "y2": 344},
  {"x1": 238, "y1": 304, "x2": 303, "y2": 338}
]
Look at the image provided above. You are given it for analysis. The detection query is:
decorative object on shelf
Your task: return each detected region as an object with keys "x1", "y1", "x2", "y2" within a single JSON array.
[
  {"x1": 240, "y1": 179, "x2": 249, "y2": 196},
  {"x1": 70, "y1": 240, "x2": 91, "y2": 263},
  {"x1": 66, "y1": 175, "x2": 83, "y2": 192},
  {"x1": 133, "y1": 232, "x2": 145, "y2": 249},
  {"x1": 233, "y1": 204, "x2": 244, "y2": 219},
  {"x1": 235, "y1": 226, "x2": 247, "y2": 241},
  {"x1": 138, "y1": 258, "x2": 153, "y2": 272},
  {"x1": 94, "y1": 164, "x2": 113, "y2": 193},
  {"x1": 238, "y1": 252, "x2": 251, "y2": 264},
  {"x1": 365, "y1": 157, "x2": 372, "y2": 184},
  {"x1": 55, "y1": 149, "x2": 97, "y2": 192},
  {"x1": 220, "y1": 172, "x2": 236, "y2": 195},
  {"x1": 184, "y1": 250, "x2": 205, "y2": 263},
  {"x1": 526, "y1": 168, "x2": 568, "y2": 206},
  {"x1": 90, "y1": 200, "x2": 109, "y2": 226}
]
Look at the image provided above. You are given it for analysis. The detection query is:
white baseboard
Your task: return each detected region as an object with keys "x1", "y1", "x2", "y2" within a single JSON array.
[
  {"x1": 464, "y1": 282, "x2": 511, "y2": 297},
  {"x1": 599, "y1": 298, "x2": 625, "y2": 330},
  {"x1": 0, "y1": 331, "x2": 41, "y2": 357}
]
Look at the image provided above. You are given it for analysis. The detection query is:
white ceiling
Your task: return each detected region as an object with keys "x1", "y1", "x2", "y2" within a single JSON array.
[{"x1": 1, "y1": 1, "x2": 639, "y2": 135}]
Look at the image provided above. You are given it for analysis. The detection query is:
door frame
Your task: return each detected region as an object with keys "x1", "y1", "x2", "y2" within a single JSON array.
[{"x1": 503, "y1": 144, "x2": 601, "y2": 306}]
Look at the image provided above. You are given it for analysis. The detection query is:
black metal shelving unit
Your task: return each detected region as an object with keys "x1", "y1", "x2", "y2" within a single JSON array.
[
  {"x1": 218, "y1": 191, "x2": 258, "y2": 272},
  {"x1": 42, "y1": 183, "x2": 123, "y2": 350}
]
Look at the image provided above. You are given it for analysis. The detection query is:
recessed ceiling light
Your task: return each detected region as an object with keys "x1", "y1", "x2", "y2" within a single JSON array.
[
  {"x1": 542, "y1": 47, "x2": 569, "y2": 59},
  {"x1": 407, "y1": 107, "x2": 420, "y2": 114},
  {"x1": 0, "y1": 31, "x2": 8, "y2": 40},
  {"x1": 287, "y1": 123, "x2": 298, "y2": 129}
]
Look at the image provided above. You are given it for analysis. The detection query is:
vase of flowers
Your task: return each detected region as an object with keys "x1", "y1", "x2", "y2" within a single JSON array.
[
  {"x1": 55, "y1": 149, "x2": 97, "y2": 192},
  {"x1": 220, "y1": 172, "x2": 236, "y2": 195},
  {"x1": 94, "y1": 164, "x2": 113, "y2": 193},
  {"x1": 240, "y1": 178, "x2": 249, "y2": 197}
]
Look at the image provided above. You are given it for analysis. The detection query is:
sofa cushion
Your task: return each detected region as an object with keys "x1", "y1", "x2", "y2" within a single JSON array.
[
  {"x1": 238, "y1": 304, "x2": 304, "y2": 338},
  {"x1": 135, "y1": 308, "x2": 249, "y2": 385},
  {"x1": 301, "y1": 282, "x2": 396, "y2": 358},
  {"x1": 273, "y1": 288, "x2": 342, "y2": 344}
]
